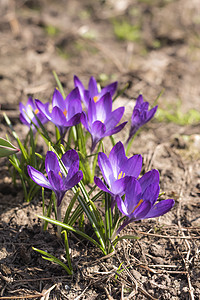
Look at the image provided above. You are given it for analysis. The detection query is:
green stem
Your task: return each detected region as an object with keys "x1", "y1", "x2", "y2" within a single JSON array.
[
  {"x1": 109, "y1": 135, "x2": 116, "y2": 147},
  {"x1": 76, "y1": 123, "x2": 93, "y2": 183},
  {"x1": 92, "y1": 140, "x2": 102, "y2": 179},
  {"x1": 125, "y1": 129, "x2": 140, "y2": 156},
  {"x1": 43, "y1": 194, "x2": 54, "y2": 231},
  {"x1": 105, "y1": 192, "x2": 113, "y2": 252},
  {"x1": 62, "y1": 230, "x2": 73, "y2": 272},
  {"x1": 57, "y1": 205, "x2": 62, "y2": 237}
]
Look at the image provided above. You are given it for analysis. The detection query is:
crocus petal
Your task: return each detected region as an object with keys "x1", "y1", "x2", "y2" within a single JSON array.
[
  {"x1": 128, "y1": 95, "x2": 157, "y2": 143},
  {"x1": 19, "y1": 97, "x2": 49, "y2": 131},
  {"x1": 91, "y1": 121, "x2": 106, "y2": 151},
  {"x1": 95, "y1": 93, "x2": 112, "y2": 122},
  {"x1": 122, "y1": 154, "x2": 142, "y2": 178},
  {"x1": 66, "y1": 87, "x2": 81, "y2": 103},
  {"x1": 27, "y1": 165, "x2": 52, "y2": 190},
  {"x1": 65, "y1": 112, "x2": 82, "y2": 127},
  {"x1": 51, "y1": 106, "x2": 67, "y2": 127},
  {"x1": 94, "y1": 176, "x2": 113, "y2": 195},
  {"x1": 83, "y1": 90, "x2": 90, "y2": 108},
  {"x1": 88, "y1": 98, "x2": 97, "y2": 125},
  {"x1": 45, "y1": 151, "x2": 60, "y2": 174},
  {"x1": 64, "y1": 170, "x2": 83, "y2": 190},
  {"x1": 61, "y1": 149, "x2": 79, "y2": 173},
  {"x1": 19, "y1": 102, "x2": 26, "y2": 114},
  {"x1": 135, "y1": 94, "x2": 144, "y2": 108},
  {"x1": 66, "y1": 161, "x2": 80, "y2": 181},
  {"x1": 99, "y1": 81, "x2": 118, "y2": 98},
  {"x1": 20, "y1": 101, "x2": 34, "y2": 122},
  {"x1": 116, "y1": 189, "x2": 141, "y2": 217},
  {"x1": 19, "y1": 103, "x2": 30, "y2": 123},
  {"x1": 111, "y1": 176, "x2": 132, "y2": 197},
  {"x1": 146, "y1": 106, "x2": 158, "y2": 122},
  {"x1": 119, "y1": 177, "x2": 142, "y2": 215},
  {"x1": 35, "y1": 99, "x2": 51, "y2": 120},
  {"x1": 141, "y1": 102, "x2": 149, "y2": 111},
  {"x1": 109, "y1": 141, "x2": 127, "y2": 179},
  {"x1": 131, "y1": 109, "x2": 141, "y2": 126},
  {"x1": 74, "y1": 76, "x2": 85, "y2": 99},
  {"x1": 104, "y1": 107, "x2": 125, "y2": 131},
  {"x1": 27, "y1": 97, "x2": 35, "y2": 109},
  {"x1": 88, "y1": 76, "x2": 98, "y2": 98},
  {"x1": 105, "y1": 121, "x2": 127, "y2": 137},
  {"x1": 98, "y1": 152, "x2": 115, "y2": 187},
  {"x1": 139, "y1": 169, "x2": 159, "y2": 193},
  {"x1": 19, "y1": 112, "x2": 30, "y2": 126},
  {"x1": 142, "y1": 183, "x2": 160, "y2": 204},
  {"x1": 81, "y1": 112, "x2": 89, "y2": 131},
  {"x1": 48, "y1": 170, "x2": 64, "y2": 191},
  {"x1": 115, "y1": 195, "x2": 128, "y2": 215},
  {"x1": 52, "y1": 89, "x2": 66, "y2": 111},
  {"x1": 144, "y1": 199, "x2": 175, "y2": 219},
  {"x1": 67, "y1": 98, "x2": 82, "y2": 120},
  {"x1": 133, "y1": 201, "x2": 151, "y2": 220}
]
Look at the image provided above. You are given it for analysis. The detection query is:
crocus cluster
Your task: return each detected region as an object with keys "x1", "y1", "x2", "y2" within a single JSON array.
[
  {"x1": 22, "y1": 75, "x2": 174, "y2": 238},
  {"x1": 95, "y1": 142, "x2": 174, "y2": 234},
  {"x1": 20, "y1": 76, "x2": 158, "y2": 151}
]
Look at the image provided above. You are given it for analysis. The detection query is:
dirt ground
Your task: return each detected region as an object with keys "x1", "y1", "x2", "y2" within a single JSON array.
[{"x1": 0, "y1": 0, "x2": 200, "y2": 299}]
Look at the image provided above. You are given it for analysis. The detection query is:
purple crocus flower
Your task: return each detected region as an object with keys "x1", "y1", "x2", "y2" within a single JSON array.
[
  {"x1": 27, "y1": 150, "x2": 83, "y2": 207},
  {"x1": 81, "y1": 93, "x2": 127, "y2": 151},
  {"x1": 115, "y1": 169, "x2": 174, "y2": 234},
  {"x1": 94, "y1": 141, "x2": 142, "y2": 205},
  {"x1": 127, "y1": 94, "x2": 158, "y2": 143},
  {"x1": 35, "y1": 88, "x2": 82, "y2": 137},
  {"x1": 19, "y1": 97, "x2": 48, "y2": 131},
  {"x1": 74, "y1": 75, "x2": 118, "y2": 108}
]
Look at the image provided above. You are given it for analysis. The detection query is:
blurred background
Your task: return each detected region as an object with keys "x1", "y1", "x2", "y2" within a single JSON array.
[{"x1": 0, "y1": 0, "x2": 200, "y2": 116}]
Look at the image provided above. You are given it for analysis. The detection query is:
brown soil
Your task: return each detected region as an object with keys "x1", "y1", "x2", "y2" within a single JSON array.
[{"x1": 0, "y1": 0, "x2": 200, "y2": 299}]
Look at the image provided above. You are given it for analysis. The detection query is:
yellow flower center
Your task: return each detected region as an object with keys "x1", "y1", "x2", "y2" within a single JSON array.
[
  {"x1": 59, "y1": 171, "x2": 62, "y2": 178},
  {"x1": 63, "y1": 108, "x2": 67, "y2": 117},
  {"x1": 118, "y1": 171, "x2": 125, "y2": 180},
  {"x1": 34, "y1": 108, "x2": 39, "y2": 114},
  {"x1": 93, "y1": 96, "x2": 99, "y2": 103},
  {"x1": 132, "y1": 199, "x2": 143, "y2": 213}
]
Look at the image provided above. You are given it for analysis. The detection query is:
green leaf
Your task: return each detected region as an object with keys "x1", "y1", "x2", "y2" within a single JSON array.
[
  {"x1": 62, "y1": 230, "x2": 73, "y2": 271},
  {"x1": 33, "y1": 247, "x2": 73, "y2": 275},
  {"x1": 0, "y1": 138, "x2": 19, "y2": 157},
  {"x1": 29, "y1": 128, "x2": 36, "y2": 167},
  {"x1": 37, "y1": 215, "x2": 104, "y2": 252},
  {"x1": 53, "y1": 71, "x2": 66, "y2": 98},
  {"x1": 63, "y1": 188, "x2": 80, "y2": 224},
  {"x1": 112, "y1": 235, "x2": 140, "y2": 247}
]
